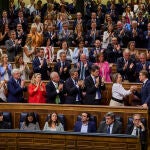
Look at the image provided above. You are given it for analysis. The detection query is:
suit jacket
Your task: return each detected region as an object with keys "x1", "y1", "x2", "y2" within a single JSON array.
[
  {"x1": 89, "y1": 47, "x2": 104, "y2": 63},
  {"x1": 54, "y1": 61, "x2": 71, "y2": 81},
  {"x1": 74, "y1": 61, "x2": 92, "y2": 80},
  {"x1": 46, "y1": 80, "x2": 65, "y2": 104},
  {"x1": 5, "y1": 39, "x2": 22, "y2": 62},
  {"x1": 136, "y1": 61, "x2": 150, "y2": 81},
  {"x1": 65, "y1": 78, "x2": 82, "y2": 104},
  {"x1": 144, "y1": 31, "x2": 150, "y2": 50},
  {"x1": 134, "y1": 79, "x2": 150, "y2": 108},
  {"x1": 105, "y1": 43, "x2": 122, "y2": 63},
  {"x1": 14, "y1": 17, "x2": 28, "y2": 31},
  {"x1": 32, "y1": 57, "x2": 51, "y2": 80},
  {"x1": 84, "y1": 75, "x2": 105, "y2": 105},
  {"x1": 97, "y1": 120, "x2": 122, "y2": 134},
  {"x1": 117, "y1": 57, "x2": 136, "y2": 82},
  {"x1": 74, "y1": 121, "x2": 96, "y2": 133},
  {"x1": 126, "y1": 123, "x2": 146, "y2": 142},
  {"x1": 7, "y1": 77, "x2": 26, "y2": 103}
]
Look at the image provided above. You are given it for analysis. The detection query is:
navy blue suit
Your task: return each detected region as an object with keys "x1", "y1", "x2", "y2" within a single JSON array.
[
  {"x1": 54, "y1": 61, "x2": 71, "y2": 81},
  {"x1": 7, "y1": 77, "x2": 26, "y2": 103},
  {"x1": 74, "y1": 121, "x2": 96, "y2": 133},
  {"x1": 32, "y1": 57, "x2": 51, "y2": 80},
  {"x1": 134, "y1": 79, "x2": 150, "y2": 108}
]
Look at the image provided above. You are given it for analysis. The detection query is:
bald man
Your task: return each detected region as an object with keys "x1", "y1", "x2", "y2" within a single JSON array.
[{"x1": 46, "y1": 72, "x2": 65, "y2": 104}]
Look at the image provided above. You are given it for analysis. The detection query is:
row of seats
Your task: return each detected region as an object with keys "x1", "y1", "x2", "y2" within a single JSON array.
[{"x1": 2, "y1": 112, "x2": 146, "y2": 130}]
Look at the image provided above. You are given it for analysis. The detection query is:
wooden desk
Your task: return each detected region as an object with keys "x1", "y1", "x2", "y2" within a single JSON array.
[
  {"x1": 0, "y1": 104, "x2": 148, "y2": 132},
  {"x1": 0, "y1": 130, "x2": 141, "y2": 150}
]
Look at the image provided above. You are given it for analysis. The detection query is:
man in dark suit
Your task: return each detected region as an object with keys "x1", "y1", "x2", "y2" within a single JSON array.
[
  {"x1": 144, "y1": 23, "x2": 150, "y2": 50},
  {"x1": 97, "y1": 112, "x2": 122, "y2": 134},
  {"x1": 54, "y1": 52, "x2": 71, "y2": 81},
  {"x1": 85, "y1": 22, "x2": 101, "y2": 47},
  {"x1": 5, "y1": 30, "x2": 22, "y2": 62},
  {"x1": 32, "y1": 48, "x2": 51, "y2": 80},
  {"x1": 74, "y1": 112, "x2": 96, "y2": 133},
  {"x1": 105, "y1": 37, "x2": 122, "y2": 63},
  {"x1": 89, "y1": 39, "x2": 104, "y2": 63},
  {"x1": 84, "y1": 65, "x2": 105, "y2": 105},
  {"x1": 14, "y1": 10, "x2": 28, "y2": 31},
  {"x1": 136, "y1": 53, "x2": 150, "y2": 81},
  {"x1": 0, "y1": 10, "x2": 11, "y2": 28},
  {"x1": 126, "y1": 114, "x2": 147, "y2": 150},
  {"x1": 7, "y1": 69, "x2": 26, "y2": 103},
  {"x1": 117, "y1": 49, "x2": 136, "y2": 82},
  {"x1": 46, "y1": 72, "x2": 65, "y2": 104},
  {"x1": 134, "y1": 70, "x2": 150, "y2": 109},
  {"x1": 65, "y1": 68, "x2": 85, "y2": 104},
  {"x1": 74, "y1": 54, "x2": 92, "y2": 80}
]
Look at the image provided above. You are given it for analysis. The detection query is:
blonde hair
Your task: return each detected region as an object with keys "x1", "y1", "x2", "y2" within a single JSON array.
[
  {"x1": 31, "y1": 73, "x2": 41, "y2": 84},
  {"x1": 34, "y1": 15, "x2": 41, "y2": 22},
  {"x1": 0, "y1": 54, "x2": 8, "y2": 65}
]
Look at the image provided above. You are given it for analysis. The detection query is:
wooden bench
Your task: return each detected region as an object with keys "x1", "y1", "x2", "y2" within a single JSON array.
[
  {"x1": 0, "y1": 130, "x2": 141, "y2": 150},
  {"x1": 0, "y1": 103, "x2": 148, "y2": 132}
]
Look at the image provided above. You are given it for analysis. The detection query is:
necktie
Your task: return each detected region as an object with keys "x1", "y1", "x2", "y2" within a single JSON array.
[
  {"x1": 136, "y1": 128, "x2": 139, "y2": 136},
  {"x1": 107, "y1": 125, "x2": 110, "y2": 134},
  {"x1": 80, "y1": 63, "x2": 84, "y2": 80},
  {"x1": 55, "y1": 83, "x2": 60, "y2": 104}
]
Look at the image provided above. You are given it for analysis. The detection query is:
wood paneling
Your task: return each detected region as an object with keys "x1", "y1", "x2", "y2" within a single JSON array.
[{"x1": 0, "y1": 131, "x2": 141, "y2": 150}]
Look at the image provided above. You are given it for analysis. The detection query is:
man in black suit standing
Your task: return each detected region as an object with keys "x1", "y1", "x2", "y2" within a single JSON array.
[
  {"x1": 97, "y1": 112, "x2": 122, "y2": 134},
  {"x1": 134, "y1": 70, "x2": 150, "y2": 109},
  {"x1": 84, "y1": 65, "x2": 105, "y2": 105},
  {"x1": 46, "y1": 72, "x2": 65, "y2": 104},
  {"x1": 126, "y1": 114, "x2": 147, "y2": 150},
  {"x1": 54, "y1": 52, "x2": 71, "y2": 81},
  {"x1": 32, "y1": 48, "x2": 51, "y2": 80},
  {"x1": 65, "y1": 68, "x2": 85, "y2": 104}
]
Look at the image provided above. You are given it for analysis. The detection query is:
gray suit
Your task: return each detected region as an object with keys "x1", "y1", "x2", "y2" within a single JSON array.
[
  {"x1": 97, "y1": 120, "x2": 122, "y2": 134},
  {"x1": 5, "y1": 39, "x2": 22, "y2": 62}
]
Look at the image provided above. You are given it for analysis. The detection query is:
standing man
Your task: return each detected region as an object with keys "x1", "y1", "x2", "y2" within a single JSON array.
[
  {"x1": 5, "y1": 30, "x2": 22, "y2": 62},
  {"x1": 65, "y1": 68, "x2": 85, "y2": 104},
  {"x1": 32, "y1": 48, "x2": 51, "y2": 80},
  {"x1": 7, "y1": 69, "x2": 26, "y2": 103},
  {"x1": 84, "y1": 65, "x2": 105, "y2": 105},
  {"x1": 134, "y1": 70, "x2": 150, "y2": 109},
  {"x1": 54, "y1": 52, "x2": 71, "y2": 81},
  {"x1": 126, "y1": 114, "x2": 147, "y2": 150},
  {"x1": 97, "y1": 112, "x2": 122, "y2": 134},
  {"x1": 46, "y1": 72, "x2": 65, "y2": 104}
]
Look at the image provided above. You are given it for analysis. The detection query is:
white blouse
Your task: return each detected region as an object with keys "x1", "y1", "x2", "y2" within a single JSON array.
[{"x1": 112, "y1": 83, "x2": 131, "y2": 100}]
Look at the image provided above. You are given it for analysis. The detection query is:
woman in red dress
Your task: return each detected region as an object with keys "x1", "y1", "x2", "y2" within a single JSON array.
[{"x1": 28, "y1": 73, "x2": 46, "y2": 103}]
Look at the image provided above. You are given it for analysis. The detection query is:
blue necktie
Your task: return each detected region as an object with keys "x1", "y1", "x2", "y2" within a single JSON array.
[{"x1": 107, "y1": 125, "x2": 110, "y2": 134}]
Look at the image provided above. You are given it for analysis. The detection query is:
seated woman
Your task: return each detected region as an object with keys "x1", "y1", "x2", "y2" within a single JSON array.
[
  {"x1": 109, "y1": 73, "x2": 136, "y2": 106},
  {"x1": 0, "y1": 80, "x2": 7, "y2": 102},
  {"x1": 95, "y1": 52, "x2": 112, "y2": 82},
  {"x1": 20, "y1": 112, "x2": 40, "y2": 130},
  {"x1": 0, "y1": 54, "x2": 12, "y2": 81},
  {"x1": 0, "y1": 112, "x2": 9, "y2": 129},
  {"x1": 43, "y1": 112, "x2": 64, "y2": 131},
  {"x1": 13, "y1": 55, "x2": 30, "y2": 80},
  {"x1": 28, "y1": 73, "x2": 46, "y2": 103}
]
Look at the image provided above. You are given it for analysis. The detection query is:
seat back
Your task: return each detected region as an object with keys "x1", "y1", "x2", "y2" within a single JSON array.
[
  {"x1": 128, "y1": 117, "x2": 147, "y2": 127},
  {"x1": 3, "y1": 112, "x2": 12, "y2": 129},
  {"x1": 46, "y1": 114, "x2": 65, "y2": 129},
  {"x1": 19, "y1": 112, "x2": 39, "y2": 129}
]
